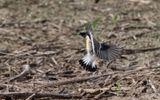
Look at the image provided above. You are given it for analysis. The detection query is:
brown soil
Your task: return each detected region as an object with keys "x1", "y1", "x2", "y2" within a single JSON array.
[{"x1": 0, "y1": 0, "x2": 160, "y2": 100}]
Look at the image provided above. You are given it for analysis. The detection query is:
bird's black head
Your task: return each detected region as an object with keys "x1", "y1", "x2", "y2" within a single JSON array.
[
  {"x1": 79, "y1": 23, "x2": 93, "y2": 39},
  {"x1": 79, "y1": 32, "x2": 88, "y2": 38},
  {"x1": 79, "y1": 31, "x2": 92, "y2": 39}
]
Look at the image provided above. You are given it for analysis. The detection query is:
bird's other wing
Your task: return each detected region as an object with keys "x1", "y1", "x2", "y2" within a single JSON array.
[
  {"x1": 96, "y1": 43, "x2": 123, "y2": 61},
  {"x1": 79, "y1": 54, "x2": 97, "y2": 72}
]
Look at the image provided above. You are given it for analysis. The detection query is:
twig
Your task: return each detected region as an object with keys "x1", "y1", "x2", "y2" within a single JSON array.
[
  {"x1": 0, "y1": 92, "x2": 82, "y2": 99},
  {"x1": 44, "y1": 71, "x2": 116, "y2": 87},
  {"x1": 80, "y1": 87, "x2": 130, "y2": 94},
  {"x1": 79, "y1": 87, "x2": 110, "y2": 94},
  {"x1": 80, "y1": 87, "x2": 130, "y2": 99},
  {"x1": 110, "y1": 64, "x2": 138, "y2": 71},
  {"x1": 0, "y1": 50, "x2": 36, "y2": 59},
  {"x1": 106, "y1": 60, "x2": 115, "y2": 68},
  {"x1": 8, "y1": 64, "x2": 31, "y2": 82},
  {"x1": 34, "y1": 51, "x2": 57, "y2": 57},
  {"x1": 119, "y1": 32, "x2": 146, "y2": 41},
  {"x1": 51, "y1": 57, "x2": 59, "y2": 65},
  {"x1": 148, "y1": 79, "x2": 157, "y2": 93},
  {"x1": 94, "y1": 90, "x2": 107, "y2": 99},
  {"x1": 25, "y1": 93, "x2": 36, "y2": 100},
  {"x1": 43, "y1": 66, "x2": 160, "y2": 87},
  {"x1": 0, "y1": 50, "x2": 59, "y2": 59},
  {"x1": 45, "y1": 70, "x2": 74, "y2": 76}
]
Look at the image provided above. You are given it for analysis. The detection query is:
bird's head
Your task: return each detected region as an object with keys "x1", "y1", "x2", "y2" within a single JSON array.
[
  {"x1": 79, "y1": 31, "x2": 88, "y2": 38},
  {"x1": 79, "y1": 23, "x2": 93, "y2": 39}
]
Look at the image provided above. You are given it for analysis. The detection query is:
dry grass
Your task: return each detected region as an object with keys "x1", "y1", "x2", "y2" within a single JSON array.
[{"x1": 0, "y1": 0, "x2": 160, "y2": 99}]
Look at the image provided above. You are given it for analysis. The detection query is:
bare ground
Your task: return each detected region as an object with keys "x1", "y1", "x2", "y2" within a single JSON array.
[{"x1": 0, "y1": 0, "x2": 160, "y2": 100}]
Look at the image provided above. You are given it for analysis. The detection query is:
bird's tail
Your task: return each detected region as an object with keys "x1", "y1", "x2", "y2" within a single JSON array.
[{"x1": 79, "y1": 54, "x2": 97, "y2": 72}]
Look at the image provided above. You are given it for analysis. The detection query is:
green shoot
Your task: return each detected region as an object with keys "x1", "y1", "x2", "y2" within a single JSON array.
[
  {"x1": 110, "y1": 14, "x2": 119, "y2": 25},
  {"x1": 91, "y1": 17, "x2": 100, "y2": 31}
]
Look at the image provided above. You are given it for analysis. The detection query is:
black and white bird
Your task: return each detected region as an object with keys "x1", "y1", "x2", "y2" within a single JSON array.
[{"x1": 79, "y1": 23, "x2": 160, "y2": 72}]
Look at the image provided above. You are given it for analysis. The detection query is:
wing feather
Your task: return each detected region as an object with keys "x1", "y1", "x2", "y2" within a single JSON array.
[{"x1": 96, "y1": 43, "x2": 122, "y2": 61}]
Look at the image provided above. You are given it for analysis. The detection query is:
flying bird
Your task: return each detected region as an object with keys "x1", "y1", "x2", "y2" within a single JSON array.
[{"x1": 79, "y1": 23, "x2": 160, "y2": 72}]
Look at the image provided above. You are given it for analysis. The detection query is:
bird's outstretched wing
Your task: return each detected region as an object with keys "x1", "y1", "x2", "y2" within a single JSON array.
[{"x1": 96, "y1": 43, "x2": 123, "y2": 61}]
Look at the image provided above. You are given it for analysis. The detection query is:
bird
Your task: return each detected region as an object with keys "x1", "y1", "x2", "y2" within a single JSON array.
[{"x1": 79, "y1": 23, "x2": 160, "y2": 72}]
